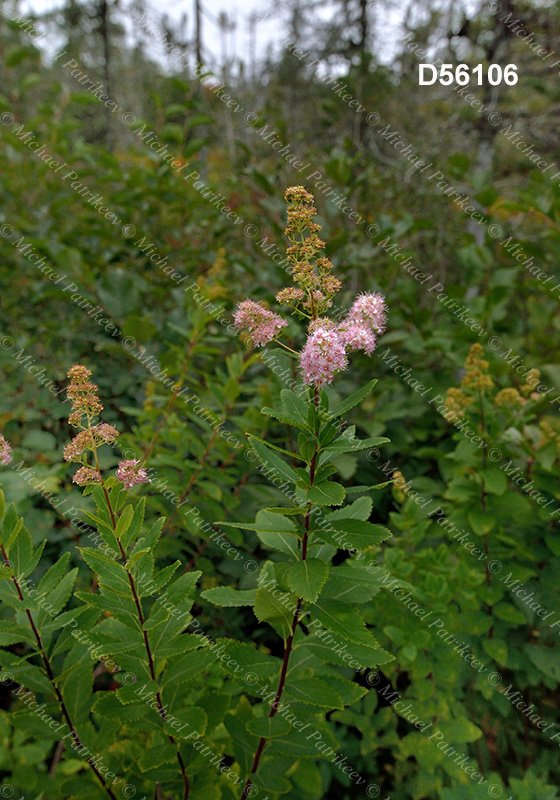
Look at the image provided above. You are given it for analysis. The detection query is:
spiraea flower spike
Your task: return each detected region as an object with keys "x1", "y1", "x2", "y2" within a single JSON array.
[
  {"x1": 65, "y1": 364, "x2": 149, "y2": 490},
  {"x1": 233, "y1": 186, "x2": 387, "y2": 388}
]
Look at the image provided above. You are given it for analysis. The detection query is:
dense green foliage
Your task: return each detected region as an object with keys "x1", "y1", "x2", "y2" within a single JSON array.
[{"x1": 1, "y1": 0, "x2": 560, "y2": 798}]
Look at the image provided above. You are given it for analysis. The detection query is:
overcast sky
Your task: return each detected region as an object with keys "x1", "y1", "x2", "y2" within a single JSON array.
[
  {"x1": 20, "y1": 0, "x2": 287, "y2": 71},
  {"x1": 18, "y1": 0, "x2": 406, "y2": 72}
]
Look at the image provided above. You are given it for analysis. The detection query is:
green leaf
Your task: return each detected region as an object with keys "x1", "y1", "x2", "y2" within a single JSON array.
[
  {"x1": 79, "y1": 548, "x2": 131, "y2": 597},
  {"x1": 481, "y1": 467, "x2": 507, "y2": 496},
  {"x1": 37, "y1": 552, "x2": 72, "y2": 595},
  {"x1": 138, "y1": 743, "x2": 178, "y2": 773},
  {"x1": 254, "y1": 586, "x2": 295, "y2": 640},
  {"x1": 0, "y1": 621, "x2": 35, "y2": 646},
  {"x1": 493, "y1": 603, "x2": 526, "y2": 625},
  {"x1": 9, "y1": 524, "x2": 35, "y2": 577},
  {"x1": 115, "y1": 504, "x2": 134, "y2": 541},
  {"x1": 220, "y1": 511, "x2": 302, "y2": 544},
  {"x1": 201, "y1": 587, "x2": 257, "y2": 607},
  {"x1": 438, "y1": 717, "x2": 482, "y2": 743},
  {"x1": 287, "y1": 559, "x2": 329, "y2": 603},
  {"x1": 329, "y1": 497, "x2": 372, "y2": 521},
  {"x1": 310, "y1": 600, "x2": 380, "y2": 651},
  {"x1": 135, "y1": 517, "x2": 165, "y2": 552},
  {"x1": 321, "y1": 563, "x2": 387, "y2": 603},
  {"x1": 468, "y1": 510, "x2": 496, "y2": 535},
  {"x1": 197, "y1": 691, "x2": 231, "y2": 733},
  {"x1": 21, "y1": 430, "x2": 57, "y2": 451},
  {"x1": 2, "y1": 504, "x2": 22, "y2": 547},
  {"x1": 524, "y1": 644, "x2": 560, "y2": 681},
  {"x1": 247, "y1": 715, "x2": 293, "y2": 738},
  {"x1": 281, "y1": 389, "x2": 312, "y2": 431},
  {"x1": 482, "y1": 637, "x2": 507, "y2": 665},
  {"x1": 218, "y1": 639, "x2": 279, "y2": 677},
  {"x1": 307, "y1": 482, "x2": 346, "y2": 506},
  {"x1": 247, "y1": 434, "x2": 306, "y2": 462},
  {"x1": 285, "y1": 675, "x2": 343, "y2": 709},
  {"x1": 345, "y1": 481, "x2": 393, "y2": 494},
  {"x1": 262, "y1": 407, "x2": 308, "y2": 431},
  {"x1": 317, "y1": 519, "x2": 392, "y2": 550},
  {"x1": 165, "y1": 706, "x2": 208, "y2": 739},
  {"x1": 121, "y1": 498, "x2": 146, "y2": 550},
  {"x1": 258, "y1": 529, "x2": 300, "y2": 558},
  {"x1": 248, "y1": 438, "x2": 300, "y2": 485},
  {"x1": 329, "y1": 379, "x2": 378, "y2": 418},
  {"x1": 163, "y1": 649, "x2": 217, "y2": 688},
  {"x1": 323, "y1": 435, "x2": 389, "y2": 454},
  {"x1": 264, "y1": 507, "x2": 307, "y2": 516},
  {"x1": 36, "y1": 568, "x2": 78, "y2": 628}
]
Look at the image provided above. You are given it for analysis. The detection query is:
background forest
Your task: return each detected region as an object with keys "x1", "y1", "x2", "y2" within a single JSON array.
[{"x1": 1, "y1": 0, "x2": 560, "y2": 798}]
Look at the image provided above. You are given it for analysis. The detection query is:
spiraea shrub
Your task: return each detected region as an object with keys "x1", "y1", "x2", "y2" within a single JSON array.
[
  {"x1": 3, "y1": 188, "x2": 559, "y2": 800},
  {"x1": 0, "y1": 187, "x2": 395, "y2": 800}
]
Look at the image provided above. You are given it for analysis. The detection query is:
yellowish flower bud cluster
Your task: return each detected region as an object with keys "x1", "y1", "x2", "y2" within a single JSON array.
[
  {"x1": 197, "y1": 247, "x2": 228, "y2": 299},
  {"x1": 444, "y1": 387, "x2": 473, "y2": 418},
  {"x1": 392, "y1": 470, "x2": 409, "y2": 503},
  {"x1": 494, "y1": 388, "x2": 523, "y2": 407},
  {"x1": 461, "y1": 343, "x2": 494, "y2": 391},
  {"x1": 538, "y1": 419, "x2": 560, "y2": 453},
  {"x1": 278, "y1": 186, "x2": 340, "y2": 318},
  {"x1": 521, "y1": 369, "x2": 540, "y2": 397}
]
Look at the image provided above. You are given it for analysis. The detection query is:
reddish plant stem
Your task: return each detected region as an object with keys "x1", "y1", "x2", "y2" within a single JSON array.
[
  {"x1": 99, "y1": 480, "x2": 190, "y2": 799},
  {"x1": 0, "y1": 544, "x2": 118, "y2": 800},
  {"x1": 240, "y1": 389, "x2": 320, "y2": 799}
]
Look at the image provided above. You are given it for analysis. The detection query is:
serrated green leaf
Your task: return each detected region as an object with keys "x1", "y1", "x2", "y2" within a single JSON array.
[
  {"x1": 165, "y1": 705, "x2": 208, "y2": 738},
  {"x1": 138, "y1": 743, "x2": 178, "y2": 772},
  {"x1": 248, "y1": 438, "x2": 299, "y2": 485},
  {"x1": 162, "y1": 649, "x2": 216, "y2": 688},
  {"x1": 218, "y1": 639, "x2": 279, "y2": 677},
  {"x1": 248, "y1": 434, "x2": 306, "y2": 462},
  {"x1": 79, "y1": 548, "x2": 131, "y2": 597},
  {"x1": 287, "y1": 559, "x2": 329, "y2": 603},
  {"x1": 323, "y1": 435, "x2": 389, "y2": 454},
  {"x1": 247, "y1": 715, "x2": 292, "y2": 738},
  {"x1": 285, "y1": 676, "x2": 343, "y2": 709},
  {"x1": 201, "y1": 587, "x2": 257, "y2": 607},
  {"x1": 310, "y1": 600, "x2": 379, "y2": 651},
  {"x1": 317, "y1": 519, "x2": 392, "y2": 550},
  {"x1": 329, "y1": 379, "x2": 378, "y2": 418},
  {"x1": 121, "y1": 498, "x2": 146, "y2": 550},
  {"x1": 115, "y1": 504, "x2": 134, "y2": 541},
  {"x1": 307, "y1": 482, "x2": 346, "y2": 506},
  {"x1": 329, "y1": 497, "x2": 372, "y2": 521},
  {"x1": 254, "y1": 586, "x2": 295, "y2": 640},
  {"x1": 36, "y1": 567, "x2": 78, "y2": 629},
  {"x1": 281, "y1": 389, "x2": 312, "y2": 430}
]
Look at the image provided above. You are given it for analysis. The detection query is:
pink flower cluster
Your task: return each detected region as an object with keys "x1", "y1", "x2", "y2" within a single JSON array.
[
  {"x1": 64, "y1": 423, "x2": 119, "y2": 463},
  {"x1": 346, "y1": 292, "x2": 386, "y2": 334},
  {"x1": 300, "y1": 293, "x2": 387, "y2": 387},
  {"x1": 73, "y1": 466, "x2": 102, "y2": 486},
  {"x1": 0, "y1": 434, "x2": 13, "y2": 465},
  {"x1": 338, "y1": 325, "x2": 376, "y2": 356},
  {"x1": 234, "y1": 300, "x2": 288, "y2": 347},
  {"x1": 116, "y1": 460, "x2": 150, "y2": 490},
  {"x1": 300, "y1": 328, "x2": 348, "y2": 388}
]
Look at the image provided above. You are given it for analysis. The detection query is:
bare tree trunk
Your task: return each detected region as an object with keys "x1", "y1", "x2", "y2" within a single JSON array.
[
  {"x1": 195, "y1": 0, "x2": 202, "y2": 66},
  {"x1": 98, "y1": 0, "x2": 113, "y2": 151}
]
